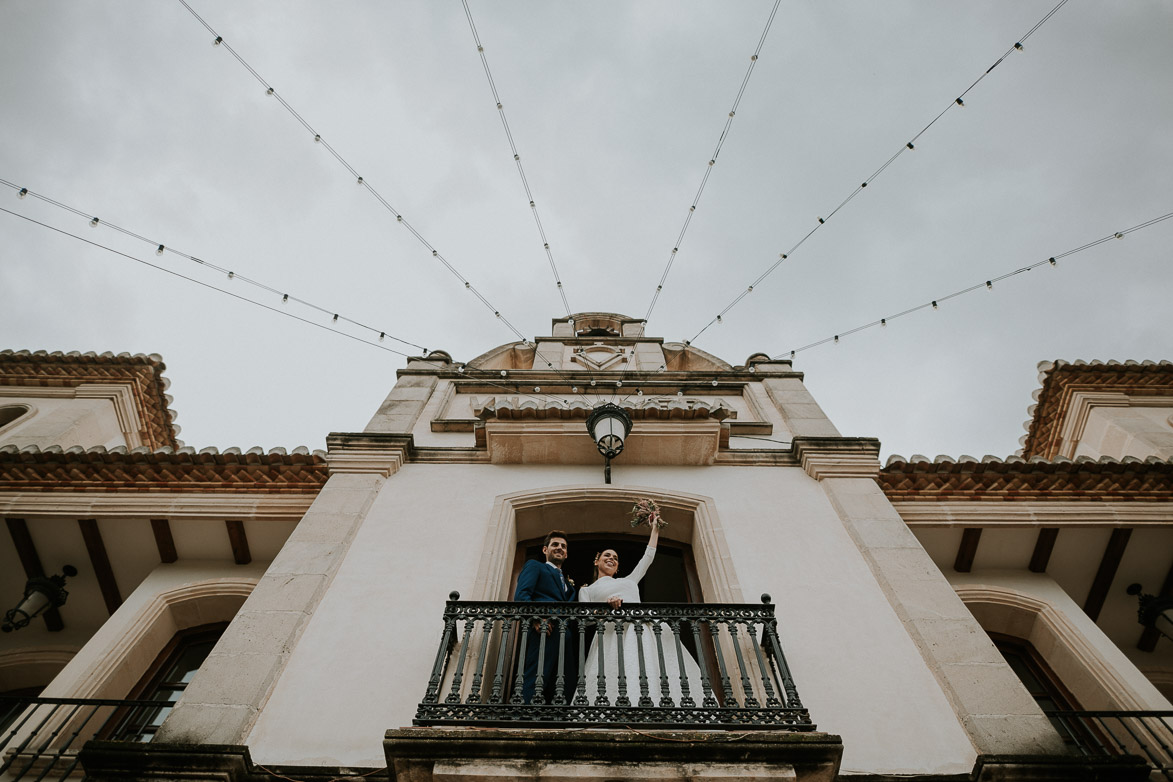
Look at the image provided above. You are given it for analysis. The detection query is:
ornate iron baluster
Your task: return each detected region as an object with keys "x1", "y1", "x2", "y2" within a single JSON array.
[
  {"x1": 11, "y1": 702, "x2": 83, "y2": 782},
  {"x1": 510, "y1": 616, "x2": 530, "y2": 705},
  {"x1": 749, "y1": 616, "x2": 782, "y2": 708},
  {"x1": 31, "y1": 701, "x2": 101, "y2": 782},
  {"x1": 614, "y1": 614, "x2": 630, "y2": 707},
  {"x1": 468, "y1": 614, "x2": 492, "y2": 704},
  {"x1": 489, "y1": 613, "x2": 514, "y2": 704},
  {"x1": 673, "y1": 619, "x2": 694, "y2": 707},
  {"x1": 763, "y1": 610, "x2": 804, "y2": 710},
  {"x1": 574, "y1": 613, "x2": 589, "y2": 705},
  {"x1": 727, "y1": 619, "x2": 758, "y2": 708},
  {"x1": 533, "y1": 617, "x2": 550, "y2": 705},
  {"x1": 422, "y1": 593, "x2": 460, "y2": 704},
  {"x1": 594, "y1": 615, "x2": 609, "y2": 706},
  {"x1": 553, "y1": 617, "x2": 568, "y2": 705},
  {"x1": 651, "y1": 619, "x2": 672, "y2": 707},
  {"x1": 633, "y1": 619, "x2": 652, "y2": 707},
  {"x1": 709, "y1": 618, "x2": 736, "y2": 705},
  {"x1": 688, "y1": 618, "x2": 718, "y2": 708},
  {"x1": 446, "y1": 616, "x2": 475, "y2": 703}
]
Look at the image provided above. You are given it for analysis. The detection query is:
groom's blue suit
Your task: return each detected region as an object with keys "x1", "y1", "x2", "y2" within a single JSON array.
[{"x1": 514, "y1": 559, "x2": 577, "y2": 704}]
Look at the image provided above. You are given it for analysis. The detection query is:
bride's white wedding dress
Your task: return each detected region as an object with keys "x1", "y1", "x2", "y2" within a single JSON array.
[{"x1": 577, "y1": 545, "x2": 705, "y2": 705}]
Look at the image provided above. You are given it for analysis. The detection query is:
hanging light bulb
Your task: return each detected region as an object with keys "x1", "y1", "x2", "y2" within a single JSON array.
[
  {"x1": 89, "y1": 217, "x2": 99, "y2": 227},
  {"x1": 932, "y1": 300, "x2": 939, "y2": 310},
  {"x1": 332, "y1": 314, "x2": 339, "y2": 322},
  {"x1": 17, "y1": 188, "x2": 28, "y2": 198},
  {"x1": 533, "y1": 387, "x2": 541, "y2": 393},
  {"x1": 881, "y1": 318, "x2": 887, "y2": 327},
  {"x1": 282, "y1": 294, "x2": 289, "y2": 303},
  {"x1": 834, "y1": 335, "x2": 840, "y2": 344},
  {"x1": 314, "y1": 134, "x2": 321, "y2": 143},
  {"x1": 227, "y1": 271, "x2": 234, "y2": 279},
  {"x1": 572, "y1": 386, "x2": 578, "y2": 393},
  {"x1": 590, "y1": 379, "x2": 597, "y2": 386},
  {"x1": 266, "y1": 87, "x2": 275, "y2": 96},
  {"x1": 955, "y1": 97, "x2": 965, "y2": 107},
  {"x1": 457, "y1": 365, "x2": 464, "y2": 373},
  {"x1": 1014, "y1": 42, "x2": 1024, "y2": 51},
  {"x1": 213, "y1": 36, "x2": 222, "y2": 45},
  {"x1": 985, "y1": 281, "x2": 993, "y2": 290},
  {"x1": 677, "y1": 391, "x2": 684, "y2": 397},
  {"x1": 1114, "y1": 232, "x2": 1124, "y2": 239},
  {"x1": 156, "y1": 245, "x2": 165, "y2": 256},
  {"x1": 500, "y1": 370, "x2": 507, "y2": 377},
  {"x1": 356, "y1": 176, "x2": 364, "y2": 185},
  {"x1": 1048, "y1": 257, "x2": 1057, "y2": 266},
  {"x1": 906, "y1": 142, "x2": 915, "y2": 150},
  {"x1": 711, "y1": 379, "x2": 718, "y2": 386}
]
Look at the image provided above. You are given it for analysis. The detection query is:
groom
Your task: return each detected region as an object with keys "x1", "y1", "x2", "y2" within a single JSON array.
[{"x1": 514, "y1": 530, "x2": 577, "y2": 705}]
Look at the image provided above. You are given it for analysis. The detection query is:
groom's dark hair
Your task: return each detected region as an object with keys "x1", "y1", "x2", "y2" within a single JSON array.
[{"x1": 543, "y1": 530, "x2": 568, "y2": 548}]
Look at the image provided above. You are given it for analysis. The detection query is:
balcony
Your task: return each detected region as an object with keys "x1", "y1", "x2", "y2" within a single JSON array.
[
  {"x1": 0, "y1": 695, "x2": 173, "y2": 781},
  {"x1": 413, "y1": 594, "x2": 814, "y2": 730}
]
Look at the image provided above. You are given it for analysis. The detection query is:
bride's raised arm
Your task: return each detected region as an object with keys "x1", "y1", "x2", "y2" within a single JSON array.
[{"x1": 627, "y1": 522, "x2": 660, "y2": 584}]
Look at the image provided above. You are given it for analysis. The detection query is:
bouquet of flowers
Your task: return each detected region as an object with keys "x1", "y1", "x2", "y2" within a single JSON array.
[{"x1": 629, "y1": 498, "x2": 667, "y2": 529}]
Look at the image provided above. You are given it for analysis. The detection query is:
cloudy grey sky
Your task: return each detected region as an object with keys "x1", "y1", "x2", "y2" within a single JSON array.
[{"x1": 2, "y1": 1, "x2": 1170, "y2": 458}]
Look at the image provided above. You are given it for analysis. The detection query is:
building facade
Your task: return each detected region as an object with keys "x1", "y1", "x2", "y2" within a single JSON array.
[{"x1": 1, "y1": 314, "x2": 1170, "y2": 781}]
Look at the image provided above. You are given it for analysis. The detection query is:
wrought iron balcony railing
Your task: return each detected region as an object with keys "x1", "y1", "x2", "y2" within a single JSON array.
[
  {"x1": 0, "y1": 695, "x2": 173, "y2": 781},
  {"x1": 1045, "y1": 710, "x2": 1173, "y2": 779},
  {"x1": 413, "y1": 594, "x2": 814, "y2": 729}
]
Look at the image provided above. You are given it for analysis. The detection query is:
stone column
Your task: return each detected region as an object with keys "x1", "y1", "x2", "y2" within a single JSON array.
[
  {"x1": 795, "y1": 440, "x2": 1066, "y2": 755},
  {"x1": 155, "y1": 438, "x2": 406, "y2": 745}
]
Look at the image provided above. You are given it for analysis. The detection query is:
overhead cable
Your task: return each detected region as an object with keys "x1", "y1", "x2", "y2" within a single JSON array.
[
  {"x1": 643, "y1": 0, "x2": 782, "y2": 324},
  {"x1": 688, "y1": 0, "x2": 1071, "y2": 345},
  {"x1": 773, "y1": 210, "x2": 1173, "y2": 359},
  {"x1": 0, "y1": 178, "x2": 428, "y2": 352},
  {"x1": 0, "y1": 203, "x2": 586, "y2": 408},
  {"x1": 461, "y1": 0, "x2": 572, "y2": 317},
  {"x1": 175, "y1": 0, "x2": 532, "y2": 348}
]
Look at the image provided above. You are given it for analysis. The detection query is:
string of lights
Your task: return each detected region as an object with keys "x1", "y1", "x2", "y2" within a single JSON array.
[
  {"x1": 687, "y1": 0, "x2": 1071, "y2": 346},
  {"x1": 772, "y1": 210, "x2": 1173, "y2": 359},
  {"x1": 3, "y1": 178, "x2": 606, "y2": 410},
  {"x1": 174, "y1": 0, "x2": 534, "y2": 349},
  {"x1": 0, "y1": 178, "x2": 429, "y2": 353},
  {"x1": 643, "y1": 0, "x2": 782, "y2": 324},
  {"x1": 0, "y1": 203, "x2": 589, "y2": 409},
  {"x1": 461, "y1": 0, "x2": 571, "y2": 317}
]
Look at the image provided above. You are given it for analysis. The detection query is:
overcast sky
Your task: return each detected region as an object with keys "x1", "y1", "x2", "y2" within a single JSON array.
[{"x1": 2, "y1": 1, "x2": 1170, "y2": 459}]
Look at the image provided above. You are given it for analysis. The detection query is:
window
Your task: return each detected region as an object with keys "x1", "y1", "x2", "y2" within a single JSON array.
[
  {"x1": 109, "y1": 623, "x2": 226, "y2": 742},
  {"x1": 0, "y1": 404, "x2": 32, "y2": 430},
  {"x1": 991, "y1": 633, "x2": 1099, "y2": 753}
]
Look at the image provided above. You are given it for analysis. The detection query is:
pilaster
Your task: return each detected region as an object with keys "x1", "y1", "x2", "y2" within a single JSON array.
[{"x1": 820, "y1": 476, "x2": 1067, "y2": 755}]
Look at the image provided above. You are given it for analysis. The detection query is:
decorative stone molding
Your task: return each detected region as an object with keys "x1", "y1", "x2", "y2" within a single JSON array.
[
  {"x1": 0, "y1": 491, "x2": 315, "y2": 521},
  {"x1": 0, "y1": 349, "x2": 179, "y2": 448},
  {"x1": 471, "y1": 485, "x2": 742, "y2": 603},
  {"x1": 325, "y1": 432, "x2": 411, "y2": 476},
  {"x1": 791, "y1": 437, "x2": 881, "y2": 480},
  {"x1": 472, "y1": 395, "x2": 736, "y2": 421},
  {"x1": 1022, "y1": 359, "x2": 1173, "y2": 459},
  {"x1": 955, "y1": 584, "x2": 1160, "y2": 712},
  {"x1": 385, "y1": 728, "x2": 844, "y2": 782},
  {"x1": 49, "y1": 577, "x2": 256, "y2": 700},
  {"x1": 894, "y1": 500, "x2": 1173, "y2": 528}
]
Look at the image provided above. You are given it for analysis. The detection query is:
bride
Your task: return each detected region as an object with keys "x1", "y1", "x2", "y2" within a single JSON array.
[{"x1": 577, "y1": 522, "x2": 704, "y2": 705}]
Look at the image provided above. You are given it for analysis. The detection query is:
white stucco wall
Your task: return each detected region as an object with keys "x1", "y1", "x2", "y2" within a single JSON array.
[{"x1": 246, "y1": 463, "x2": 975, "y2": 773}]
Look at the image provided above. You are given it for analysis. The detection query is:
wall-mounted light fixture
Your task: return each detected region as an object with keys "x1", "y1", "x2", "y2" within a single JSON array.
[
  {"x1": 1126, "y1": 583, "x2": 1173, "y2": 644},
  {"x1": 2, "y1": 566, "x2": 78, "y2": 633},
  {"x1": 586, "y1": 403, "x2": 632, "y2": 484}
]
